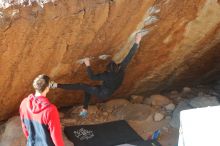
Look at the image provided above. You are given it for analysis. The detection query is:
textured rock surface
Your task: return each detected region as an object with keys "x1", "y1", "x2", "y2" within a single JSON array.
[
  {"x1": 0, "y1": 0, "x2": 220, "y2": 120},
  {"x1": 0, "y1": 116, "x2": 26, "y2": 146}
]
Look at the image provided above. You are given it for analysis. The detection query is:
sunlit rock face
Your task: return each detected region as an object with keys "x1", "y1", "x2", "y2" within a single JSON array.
[{"x1": 0, "y1": 0, "x2": 220, "y2": 120}]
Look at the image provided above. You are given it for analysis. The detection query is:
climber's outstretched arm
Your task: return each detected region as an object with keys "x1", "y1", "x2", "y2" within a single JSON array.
[{"x1": 120, "y1": 33, "x2": 142, "y2": 70}]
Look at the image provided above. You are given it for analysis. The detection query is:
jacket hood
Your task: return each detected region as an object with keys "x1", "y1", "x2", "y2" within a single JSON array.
[{"x1": 27, "y1": 94, "x2": 51, "y2": 114}]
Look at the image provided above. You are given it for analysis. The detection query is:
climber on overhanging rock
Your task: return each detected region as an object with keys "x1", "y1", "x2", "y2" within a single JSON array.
[{"x1": 50, "y1": 33, "x2": 142, "y2": 118}]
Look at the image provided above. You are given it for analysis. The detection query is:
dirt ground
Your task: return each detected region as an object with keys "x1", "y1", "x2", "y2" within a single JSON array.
[{"x1": 60, "y1": 102, "x2": 179, "y2": 146}]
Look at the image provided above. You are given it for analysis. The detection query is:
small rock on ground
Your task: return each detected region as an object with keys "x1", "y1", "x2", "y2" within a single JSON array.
[
  {"x1": 165, "y1": 103, "x2": 175, "y2": 111},
  {"x1": 154, "y1": 112, "x2": 165, "y2": 122},
  {"x1": 130, "y1": 95, "x2": 144, "y2": 104},
  {"x1": 182, "y1": 87, "x2": 192, "y2": 94},
  {"x1": 150, "y1": 94, "x2": 171, "y2": 106}
]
